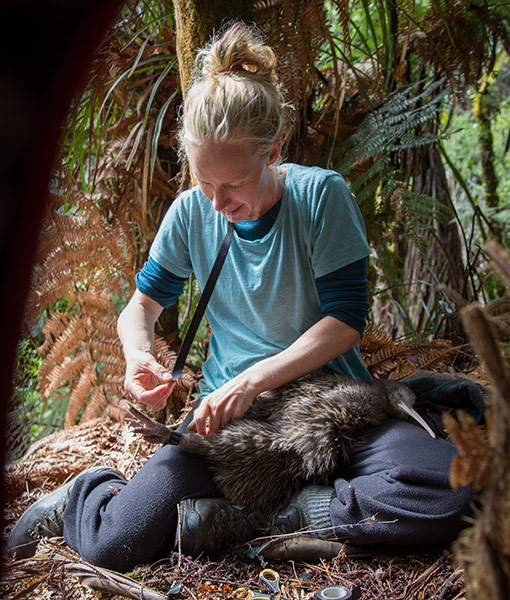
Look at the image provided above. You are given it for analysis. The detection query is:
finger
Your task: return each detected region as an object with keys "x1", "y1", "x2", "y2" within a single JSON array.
[
  {"x1": 143, "y1": 380, "x2": 173, "y2": 398},
  {"x1": 192, "y1": 406, "x2": 210, "y2": 435},
  {"x1": 139, "y1": 355, "x2": 172, "y2": 382},
  {"x1": 140, "y1": 382, "x2": 172, "y2": 410},
  {"x1": 207, "y1": 407, "x2": 223, "y2": 435},
  {"x1": 156, "y1": 369, "x2": 172, "y2": 382},
  {"x1": 125, "y1": 383, "x2": 149, "y2": 403}
]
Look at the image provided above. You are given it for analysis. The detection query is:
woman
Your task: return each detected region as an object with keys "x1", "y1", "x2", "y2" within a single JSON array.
[{"x1": 8, "y1": 22, "x2": 471, "y2": 571}]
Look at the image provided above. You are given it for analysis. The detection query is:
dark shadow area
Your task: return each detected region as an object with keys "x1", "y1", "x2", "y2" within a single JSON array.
[{"x1": 0, "y1": 0, "x2": 124, "y2": 549}]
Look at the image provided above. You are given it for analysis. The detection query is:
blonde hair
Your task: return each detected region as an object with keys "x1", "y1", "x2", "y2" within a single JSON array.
[{"x1": 179, "y1": 22, "x2": 289, "y2": 157}]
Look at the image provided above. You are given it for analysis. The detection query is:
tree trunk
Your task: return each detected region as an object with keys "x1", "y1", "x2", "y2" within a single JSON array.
[
  {"x1": 401, "y1": 139, "x2": 465, "y2": 339},
  {"x1": 173, "y1": 0, "x2": 254, "y2": 94},
  {"x1": 475, "y1": 86, "x2": 500, "y2": 210}
]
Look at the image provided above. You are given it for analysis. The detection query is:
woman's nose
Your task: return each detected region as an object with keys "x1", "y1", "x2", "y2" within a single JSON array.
[{"x1": 211, "y1": 189, "x2": 229, "y2": 212}]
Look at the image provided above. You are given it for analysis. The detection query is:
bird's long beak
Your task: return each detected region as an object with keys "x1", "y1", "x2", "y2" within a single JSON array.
[{"x1": 397, "y1": 401, "x2": 436, "y2": 438}]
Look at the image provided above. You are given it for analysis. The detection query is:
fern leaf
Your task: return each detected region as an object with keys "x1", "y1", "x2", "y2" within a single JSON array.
[
  {"x1": 80, "y1": 385, "x2": 111, "y2": 423},
  {"x1": 154, "y1": 336, "x2": 177, "y2": 371},
  {"x1": 42, "y1": 353, "x2": 88, "y2": 400},
  {"x1": 360, "y1": 323, "x2": 395, "y2": 354},
  {"x1": 443, "y1": 410, "x2": 491, "y2": 491},
  {"x1": 65, "y1": 364, "x2": 96, "y2": 427}
]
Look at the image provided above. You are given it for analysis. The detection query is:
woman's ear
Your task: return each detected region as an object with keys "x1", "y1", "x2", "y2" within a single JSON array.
[{"x1": 267, "y1": 138, "x2": 283, "y2": 166}]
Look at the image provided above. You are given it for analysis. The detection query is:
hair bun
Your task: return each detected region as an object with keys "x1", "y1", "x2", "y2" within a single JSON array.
[{"x1": 199, "y1": 22, "x2": 277, "y2": 83}]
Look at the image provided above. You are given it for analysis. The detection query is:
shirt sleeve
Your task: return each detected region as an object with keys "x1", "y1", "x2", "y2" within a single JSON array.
[
  {"x1": 135, "y1": 256, "x2": 186, "y2": 308},
  {"x1": 148, "y1": 193, "x2": 194, "y2": 279},
  {"x1": 310, "y1": 171, "x2": 371, "y2": 278},
  {"x1": 315, "y1": 258, "x2": 369, "y2": 336}
]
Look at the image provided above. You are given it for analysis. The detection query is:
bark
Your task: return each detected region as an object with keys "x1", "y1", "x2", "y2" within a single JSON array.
[
  {"x1": 401, "y1": 139, "x2": 465, "y2": 339},
  {"x1": 173, "y1": 0, "x2": 253, "y2": 95}
]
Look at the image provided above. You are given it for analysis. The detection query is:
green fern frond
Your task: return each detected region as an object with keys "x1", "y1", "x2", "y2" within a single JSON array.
[{"x1": 336, "y1": 79, "x2": 448, "y2": 173}]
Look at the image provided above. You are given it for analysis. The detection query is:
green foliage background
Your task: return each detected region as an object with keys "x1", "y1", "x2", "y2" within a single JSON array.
[{"x1": 444, "y1": 88, "x2": 510, "y2": 240}]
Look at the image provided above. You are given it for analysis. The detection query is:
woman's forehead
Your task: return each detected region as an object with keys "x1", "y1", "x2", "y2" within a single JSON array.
[{"x1": 187, "y1": 140, "x2": 264, "y2": 181}]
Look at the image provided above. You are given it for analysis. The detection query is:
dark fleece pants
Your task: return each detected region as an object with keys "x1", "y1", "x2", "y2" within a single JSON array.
[{"x1": 63, "y1": 409, "x2": 472, "y2": 572}]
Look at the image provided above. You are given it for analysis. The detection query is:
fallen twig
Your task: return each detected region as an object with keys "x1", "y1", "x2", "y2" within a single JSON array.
[{"x1": 65, "y1": 561, "x2": 174, "y2": 599}]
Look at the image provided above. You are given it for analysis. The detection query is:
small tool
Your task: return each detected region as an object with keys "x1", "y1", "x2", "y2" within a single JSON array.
[{"x1": 259, "y1": 568, "x2": 289, "y2": 599}]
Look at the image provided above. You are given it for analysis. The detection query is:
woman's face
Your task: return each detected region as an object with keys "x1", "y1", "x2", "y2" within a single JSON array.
[{"x1": 186, "y1": 139, "x2": 282, "y2": 222}]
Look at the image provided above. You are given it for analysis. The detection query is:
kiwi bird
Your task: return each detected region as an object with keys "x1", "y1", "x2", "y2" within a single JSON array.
[{"x1": 128, "y1": 370, "x2": 435, "y2": 513}]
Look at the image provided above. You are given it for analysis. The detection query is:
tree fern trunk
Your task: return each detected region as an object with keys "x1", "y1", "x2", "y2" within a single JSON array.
[
  {"x1": 402, "y1": 140, "x2": 464, "y2": 339},
  {"x1": 174, "y1": 0, "x2": 253, "y2": 93}
]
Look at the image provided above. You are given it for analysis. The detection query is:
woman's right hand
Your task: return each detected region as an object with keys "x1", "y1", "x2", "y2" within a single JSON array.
[
  {"x1": 118, "y1": 290, "x2": 173, "y2": 410},
  {"x1": 124, "y1": 350, "x2": 175, "y2": 411}
]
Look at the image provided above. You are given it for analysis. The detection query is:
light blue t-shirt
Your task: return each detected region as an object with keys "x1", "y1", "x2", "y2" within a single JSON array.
[{"x1": 149, "y1": 163, "x2": 371, "y2": 395}]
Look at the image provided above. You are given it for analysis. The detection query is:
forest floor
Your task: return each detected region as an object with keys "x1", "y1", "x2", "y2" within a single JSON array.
[
  {"x1": 1, "y1": 542, "x2": 466, "y2": 599},
  {"x1": 1, "y1": 363, "x2": 488, "y2": 599}
]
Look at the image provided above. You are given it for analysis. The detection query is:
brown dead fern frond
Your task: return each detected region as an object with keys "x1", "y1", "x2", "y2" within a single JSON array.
[
  {"x1": 364, "y1": 339, "x2": 453, "y2": 377},
  {"x1": 254, "y1": 0, "x2": 330, "y2": 161},
  {"x1": 65, "y1": 364, "x2": 97, "y2": 427},
  {"x1": 399, "y1": 341, "x2": 463, "y2": 372},
  {"x1": 443, "y1": 410, "x2": 491, "y2": 491},
  {"x1": 26, "y1": 183, "x2": 143, "y2": 426},
  {"x1": 29, "y1": 184, "x2": 186, "y2": 426},
  {"x1": 170, "y1": 372, "x2": 197, "y2": 415},
  {"x1": 5, "y1": 417, "x2": 130, "y2": 501},
  {"x1": 363, "y1": 340, "x2": 409, "y2": 368},
  {"x1": 361, "y1": 321, "x2": 461, "y2": 379},
  {"x1": 37, "y1": 311, "x2": 73, "y2": 355},
  {"x1": 81, "y1": 384, "x2": 114, "y2": 423},
  {"x1": 360, "y1": 323, "x2": 395, "y2": 355},
  {"x1": 414, "y1": 1, "x2": 486, "y2": 97},
  {"x1": 41, "y1": 354, "x2": 89, "y2": 401}
]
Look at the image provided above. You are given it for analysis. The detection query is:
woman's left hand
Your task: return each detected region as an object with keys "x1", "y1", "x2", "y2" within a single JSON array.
[{"x1": 187, "y1": 374, "x2": 259, "y2": 435}]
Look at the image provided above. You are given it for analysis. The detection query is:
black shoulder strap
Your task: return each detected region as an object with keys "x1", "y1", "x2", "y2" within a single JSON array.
[{"x1": 171, "y1": 223, "x2": 234, "y2": 380}]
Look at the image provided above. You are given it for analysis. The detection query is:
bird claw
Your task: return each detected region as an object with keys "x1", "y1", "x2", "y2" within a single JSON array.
[{"x1": 126, "y1": 401, "x2": 178, "y2": 445}]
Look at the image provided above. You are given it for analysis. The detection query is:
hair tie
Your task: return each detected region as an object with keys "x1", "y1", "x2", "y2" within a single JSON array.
[{"x1": 217, "y1": 65, "x2": 243, "y2": 75}]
